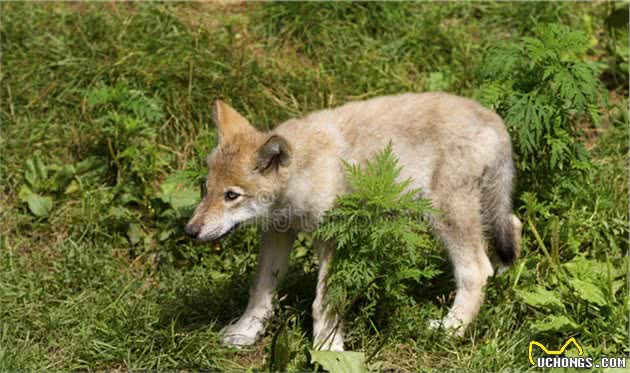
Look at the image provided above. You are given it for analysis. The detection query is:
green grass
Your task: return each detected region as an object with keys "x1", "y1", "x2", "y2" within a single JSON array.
[{"x1": 1, "y1": 2, "x2": 628, "y2": 371}]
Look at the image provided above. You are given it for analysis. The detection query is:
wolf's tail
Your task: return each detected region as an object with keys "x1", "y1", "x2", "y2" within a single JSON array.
[{"x1": 481, "y1": 148, "x2": 520, "y2": 267}]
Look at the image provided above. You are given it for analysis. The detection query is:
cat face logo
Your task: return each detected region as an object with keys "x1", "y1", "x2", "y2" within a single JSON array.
[{"x1": 528, "y1": 337, "x2": 584, "y2": 365}]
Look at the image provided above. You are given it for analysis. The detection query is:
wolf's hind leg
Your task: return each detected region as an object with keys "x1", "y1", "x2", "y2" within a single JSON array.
[
  {"x1": 312, "y1": 239, "x2": 345, "y2": 351},
  {"x1": 430, "y1": 194, "x2": 494, "y2": 337},
  {"x1": 221, "y1": 229, "x2": 294, "y2": 347}
]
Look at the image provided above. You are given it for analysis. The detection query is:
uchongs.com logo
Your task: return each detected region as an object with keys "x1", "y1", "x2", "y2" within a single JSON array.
[{"x1": 529, "y1": 337, "x2": 627, "y2": 369}]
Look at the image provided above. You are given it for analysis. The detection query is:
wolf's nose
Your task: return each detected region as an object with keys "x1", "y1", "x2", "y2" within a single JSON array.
[{"x1": 185, "y1": 224, "x2": 201, "y2": 238}]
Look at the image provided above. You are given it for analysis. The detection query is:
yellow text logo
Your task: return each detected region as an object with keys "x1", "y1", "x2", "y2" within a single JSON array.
[{"x1": 528, "y1": 337, "x2": 584, "y2": 365}]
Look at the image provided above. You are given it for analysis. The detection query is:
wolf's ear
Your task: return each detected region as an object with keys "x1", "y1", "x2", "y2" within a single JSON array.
[
  {"x1": 255, "y1": 135, "x2": 291, "y2": 174},
  {"x1": 213, "y1": 99, "x2": 255, "y2": 139}
]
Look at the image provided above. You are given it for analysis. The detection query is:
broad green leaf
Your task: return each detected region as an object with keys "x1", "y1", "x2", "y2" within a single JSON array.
[
  {"x1": 18, "y1": 185, "x2": 32, "y2": 202},
  {"x1": 127, "y1": 223, "x2": 143, "y2": 245},
  {"x1": 64, "y1": 180, "x2": 80, "y2": 194},
  {"x1": 158, "y1": 175, "x2": 199, "y2": 212},
  {"x1": 75, "y1": 156, "x2": 102, "y2": 174},
  {"x1": 568, "y1": 278, "x2": 608, "y2": 306},
  {"x1": 50, "y1": 164, "x2": 76, "y2": 192},
  {"x1": 157, "y1": 229, "x2": 173, "y2": 242},
  {"x1": 28, "y1": 194, "x2": 53, "y2": 218},
  {"x1": 563, "y1": 255, "x2": 607, "y2": 282},
  {"x1": 310, "y1": 350, "x2": 367, "y2": 373},
  {"x1": 171, "y1": 187, "x2": 199, "y2": 211},
  {"x1": 24, "y1": 159, "x2": 37, "y2": 187},
  {"x1": 19, "y1": 186, "x2": 53, "y2": 217},
  {"x1": 516, "y1": 287, "x2": 564, "y2": 309},
  {"x1": 532, "y1": 315, "x2": 579, "y2": 333},
  {"x1": 33, "y1": 152, "x2": 48, "y2": 182}
]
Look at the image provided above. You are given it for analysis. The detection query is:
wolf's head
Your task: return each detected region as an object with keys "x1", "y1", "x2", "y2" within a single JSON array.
[{"x1": 185, "y1": 100, "x2": 292, "y2": 241}]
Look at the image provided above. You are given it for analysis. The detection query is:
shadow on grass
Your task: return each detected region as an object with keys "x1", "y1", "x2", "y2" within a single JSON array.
[
  {"x1": 156, "y1": 247, "x2": 455, "y2": 347},
  {"x1": 408, "y1": 258, "x2": 455, "y2": 306},
  {"x1": 157, "y1": 260, "x2": 320, "y2": 336},
  {"x1": 158, "y1": 271, "x2": 252, "y2": 332},
  {"x1": 275, "y1": 262, "x2": 319, "y2": 338}
]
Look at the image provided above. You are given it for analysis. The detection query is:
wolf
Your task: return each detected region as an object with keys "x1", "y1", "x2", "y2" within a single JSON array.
[{"x1": 185, "y1": 92, "x2": 522, "y2": 351}]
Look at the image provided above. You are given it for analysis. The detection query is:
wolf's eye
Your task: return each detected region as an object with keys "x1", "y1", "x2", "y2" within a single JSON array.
[
  {"x1": 225, "y1": 190, "x2": 241, "y2": 201},
  {"x1": 200, "y1": 177, "x2": 208, "y2": 198}
]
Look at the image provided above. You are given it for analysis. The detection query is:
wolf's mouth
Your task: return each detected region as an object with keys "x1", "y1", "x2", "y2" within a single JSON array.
[{"x1": 211, "y1": 222, "x2": 241, "y2": 242}]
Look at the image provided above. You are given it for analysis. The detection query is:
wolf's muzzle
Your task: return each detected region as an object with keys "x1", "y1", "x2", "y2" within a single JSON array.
[
  {"x1": 184, "y1": 222, "x2": 241, "y2": 241},
  {"x1": 214, "y1": 223, "x2": 241, "y2": 241},
  {"x1": 184, "y1": 223, "x2": 201, "y2": 238}
]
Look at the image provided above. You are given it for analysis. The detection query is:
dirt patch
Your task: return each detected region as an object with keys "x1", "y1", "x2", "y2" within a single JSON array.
[
  {"x1": 377, "y1": 342, "x2": 419, "y2": 372},
  {"x1": 170, "y1": 1, "x2": 257, "y2": 31},
  {"x1": 226, "y1": 340, "x2": 268, "y2": 369}
]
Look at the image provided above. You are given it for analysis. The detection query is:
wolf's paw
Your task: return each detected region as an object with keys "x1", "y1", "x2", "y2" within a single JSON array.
[
  {"x1": 221, "y1": 332, "x2": 258, "y2": 347},
  {"x1": 220, "y1": 321, "x2": 263, "y2": 347},
  {"x1": 428, "y1": 317, "x2": 465, "y2": 337}
]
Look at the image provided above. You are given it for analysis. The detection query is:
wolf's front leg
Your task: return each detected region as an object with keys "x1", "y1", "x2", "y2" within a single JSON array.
[
  {"x1": 312, "y1": 240, "x2": 344, "y2": 351},
  {"x1": 221, "y1": 229, "x2": 294, "y2": 347}
]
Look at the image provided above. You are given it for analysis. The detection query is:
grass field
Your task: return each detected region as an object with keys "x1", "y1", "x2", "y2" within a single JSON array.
[{"x1": 1, "y1": 2, "x2": 628, "y2": 371}]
